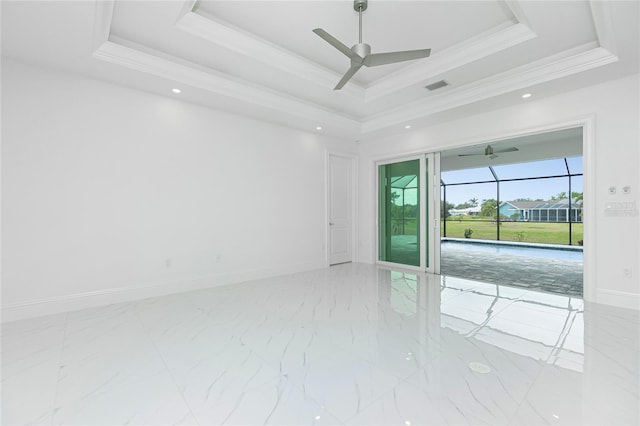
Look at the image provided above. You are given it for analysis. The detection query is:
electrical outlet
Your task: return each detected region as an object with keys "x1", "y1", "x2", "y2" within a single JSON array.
[
  {"x1": 165, "y1": 258, "x2": 172, "y2": 268},
  {"x1": 608, "y1": 186, "x2": 616, "y2": 195},
  {"x1": 623, "y1": 268, "x2": 632, "y2": 278}
]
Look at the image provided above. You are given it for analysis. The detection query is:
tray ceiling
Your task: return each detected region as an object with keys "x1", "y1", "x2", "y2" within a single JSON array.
[{"x1": 1, "y1": 1, "x2": 638, "y2": 140}]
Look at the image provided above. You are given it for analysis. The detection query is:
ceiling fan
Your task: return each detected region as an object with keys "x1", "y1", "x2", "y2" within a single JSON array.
[
  {"x1": 458, "y1": 145, "x2": 519, "y2": 160},
  {"x1": 313, "y1": 0, "x2": 431, "y2": 90}
]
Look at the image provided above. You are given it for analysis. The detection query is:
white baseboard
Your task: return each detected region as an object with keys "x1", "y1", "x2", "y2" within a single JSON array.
[
  {"x1": 595, "y1": 288, "x2": 640, "y2": 311},
  {"x1": 1, "y1": 259, "x2": 326, "y2": 323}
]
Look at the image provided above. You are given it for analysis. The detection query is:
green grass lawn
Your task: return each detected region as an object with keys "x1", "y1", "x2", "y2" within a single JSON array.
[
  {"x1": 388, "y1": 217, "x2": 583, "y2": 245},
  {"x1": 441, "y1": 218, "x2": 583, "y2": 245}
]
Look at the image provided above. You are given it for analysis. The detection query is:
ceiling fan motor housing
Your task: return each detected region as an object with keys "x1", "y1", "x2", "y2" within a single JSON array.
[{"x1": 352, "y1": 43, "x2": 371, "y2": 60}]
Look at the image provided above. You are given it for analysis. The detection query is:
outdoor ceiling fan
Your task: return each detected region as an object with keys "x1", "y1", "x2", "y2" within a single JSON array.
[
  {"x1": 458, "y1": 145, "x2": 519, "y2": 160},
  {"x1": 313, "y1": 0, "x2": 431, "y2": 90}
]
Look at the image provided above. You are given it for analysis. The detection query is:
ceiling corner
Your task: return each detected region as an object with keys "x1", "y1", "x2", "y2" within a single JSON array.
[
  {"x1": 589, "y1": 1, "x2": 618, "y2": 56},
  {"x1": 92, "y1": 0, "x2": 114, "y2": 51}
]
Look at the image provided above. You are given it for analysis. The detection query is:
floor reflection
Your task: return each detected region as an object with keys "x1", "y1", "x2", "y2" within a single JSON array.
[
  {"x1": 374, "y1": 266, "x2": 637, "y2": 425},
  {"x1": 2, "y1": 263, "x2": 637, "y2": 425}
]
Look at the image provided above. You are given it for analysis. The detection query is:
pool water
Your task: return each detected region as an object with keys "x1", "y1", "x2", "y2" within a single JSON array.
[{"x1": 441, "y1": 240, "x2": 583, "y2": 261}]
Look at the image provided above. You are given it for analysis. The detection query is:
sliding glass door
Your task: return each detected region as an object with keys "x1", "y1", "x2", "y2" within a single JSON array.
[
  {"x1": 377, "y1": 153, "x2": 440, "y2": 273},
  {"x1": 379, "y1": 159, "x2": 421, "y2": 266}
]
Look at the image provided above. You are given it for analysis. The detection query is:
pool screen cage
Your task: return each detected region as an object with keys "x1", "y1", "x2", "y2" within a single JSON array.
[
  {"x1": 389, "y1": 174, "x2": 418, "y2": 235},
  {"x1": 441, "y1": 157, "x2": 583, "y2": 245}
]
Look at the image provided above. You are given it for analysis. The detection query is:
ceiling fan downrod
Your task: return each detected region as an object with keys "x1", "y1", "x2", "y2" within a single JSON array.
[
  {"x1": 352, "y1": 0, "x2": 370, "y2": 59},
  {"x1": 354, "y1": 0, "x2": 368, "y2": 44}
]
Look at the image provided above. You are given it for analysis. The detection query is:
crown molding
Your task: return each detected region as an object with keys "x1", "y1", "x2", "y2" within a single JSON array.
[
  {"x1": 364, "y1": 21, "x2": 537, "y2": 102},
  {"x1": 174, "y1": 3, "x2": 538, "y2": 103},
  {"x1": 93, "y1": 40, "x2": 361, "y2": 135},
  {"x1": 92, "y1": 38, "x2": 617, "y2": 138},
  {"x1": 90, "y1": 0, "x2": 624, "y2": 138},
  {"x1": 175, "y1": 11, "x2": 365, "y2": 98},
  {"x1": 362, "y1": 44, "x2": 618, "y2": 134}
]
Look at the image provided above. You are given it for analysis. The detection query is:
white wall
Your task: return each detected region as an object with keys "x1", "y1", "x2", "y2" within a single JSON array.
[
  {"x1": 1, "y1": 58, "x2": 356, "y2": 321},
  {"x1": 3, "y1": 58, "x2": 638, "y2": 320},
  {"x1": 358, "y1": 73, "x2": 640, "y2": 310}
]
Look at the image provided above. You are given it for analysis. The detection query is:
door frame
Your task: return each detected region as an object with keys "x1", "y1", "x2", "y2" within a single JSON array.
[
  {"x1": 426, "y1": 152, "x2": 442, "y2": 274},
  {"x1": 375, "y1": 153, "x2": 441, "y2": 273},
  {"x1": 370, "y1": 116, "x2": 593, "y2": 301},
  {"x1": 326, "y1": 151, "x2": 357, "y2": 266}
]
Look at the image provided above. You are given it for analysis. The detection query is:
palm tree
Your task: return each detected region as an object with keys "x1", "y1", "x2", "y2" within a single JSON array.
[
  {"x1": 572, "y1": 192, "x2": 583, "y2": 205},
  {"x1": 550, "y1": 191, "x2": 568, "y2": 201}
]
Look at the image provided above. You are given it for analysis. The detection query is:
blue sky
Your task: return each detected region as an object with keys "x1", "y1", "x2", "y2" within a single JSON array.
[
  {"x1": 392, "y1": 157, "x2": 583, "y2": 206},
  {"x1": 442, "y1": 176, "x2": 583, "y2": 206},
  {"x1": 441, "y1": 157, "x2": 583, "y2": 205}
]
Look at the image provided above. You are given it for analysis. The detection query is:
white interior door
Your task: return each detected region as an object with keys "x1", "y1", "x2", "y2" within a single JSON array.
[{"x1": 328, "y1": 154, "x2": 353, "y2": 265}]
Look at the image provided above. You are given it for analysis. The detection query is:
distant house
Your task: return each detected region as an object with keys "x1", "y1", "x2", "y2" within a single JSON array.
[
  {"x1": 499, "y1": 200, "x2": 544, "y2": 220},
  {"x1": 529, "y1": 199, "x2": 583, "y2": 222},
  {"x1": 449, "y1": 205, "x2": 481, "y2": 216},
  {"x1": 499, "y1": 199, "x2": 582, "y2": 222}
]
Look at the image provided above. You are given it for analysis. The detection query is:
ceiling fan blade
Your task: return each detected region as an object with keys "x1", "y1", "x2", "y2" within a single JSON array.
[
  {"x1": 334, "y1": 64, "x2": 363, "y2": 90},
  {"x1": 363, "y1": 48, "x2": 431, "y2": 67},
  {"x1": 457, "y1": 153, "x2": 483, "y2": 157},
  {"x1": 494, "y1": 147, "x2": 519, "y2": 153},
  {"x1": 313, "y1": 28, "x2": 362, "y2": 62}
]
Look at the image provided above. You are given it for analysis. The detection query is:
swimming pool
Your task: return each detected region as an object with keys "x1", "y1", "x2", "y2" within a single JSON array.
[{"x1": 441, "y1": 239, "x2": 583, "y2": 261}]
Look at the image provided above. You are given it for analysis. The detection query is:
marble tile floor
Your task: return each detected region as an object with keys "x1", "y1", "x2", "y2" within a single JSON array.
[{"x1": 2, "y1": 263, "x2": 638, "y2": 425}]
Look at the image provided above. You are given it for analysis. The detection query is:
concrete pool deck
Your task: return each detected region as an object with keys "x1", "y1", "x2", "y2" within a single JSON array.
[{"x1": 441, "y1": 240, "x2": 583, "y2": 296}]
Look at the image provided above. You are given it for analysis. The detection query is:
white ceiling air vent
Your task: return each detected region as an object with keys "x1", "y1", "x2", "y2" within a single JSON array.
[{"x1": 425, "y1": 80, "x2": 449, "y2": 91}]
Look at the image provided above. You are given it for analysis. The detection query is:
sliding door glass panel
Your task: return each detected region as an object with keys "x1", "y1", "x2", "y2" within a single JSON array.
[{"x1": 379, "y1": 159, "x2": 420, "y2": 266}]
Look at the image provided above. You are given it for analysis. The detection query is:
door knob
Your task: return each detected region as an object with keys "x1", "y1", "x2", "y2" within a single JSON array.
[{"x1": 329, "y1": 222, "x2": 335, "y2": 225}]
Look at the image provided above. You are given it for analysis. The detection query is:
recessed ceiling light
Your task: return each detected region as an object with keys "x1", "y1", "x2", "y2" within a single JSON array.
[
  {"x1": 316, "y1": 126, "x2": 323, "y2": 131},
  {"x1": 468, "y1": 361, "x2": 492, "y2": 374},
  {"x1": 522, "y1": 93, "x2": 532, "y2": 99},
  {"x1": 172, "y1": 88, "x2": 181, "y2": 94},
  {"x1": 405, "y1": 125, "x2": 412, "y2": 129}
]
